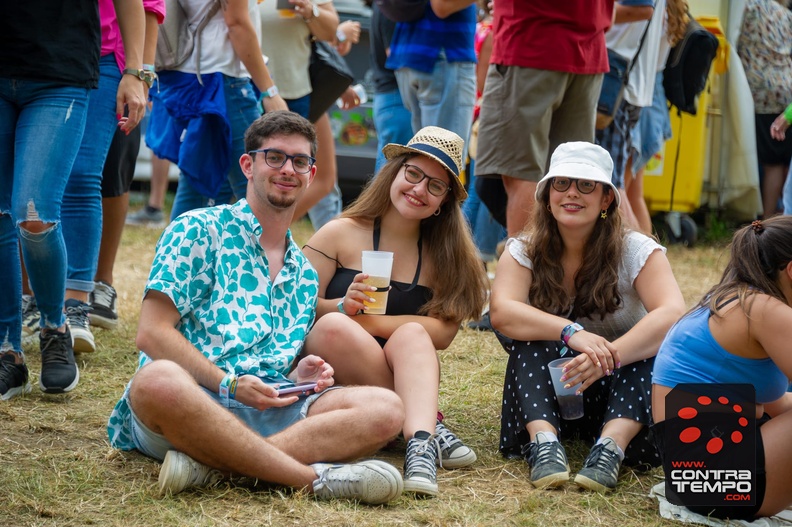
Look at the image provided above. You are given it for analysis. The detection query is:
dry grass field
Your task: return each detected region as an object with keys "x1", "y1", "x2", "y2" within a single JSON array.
[{"x1": 0, "y1": 215, "x2": 731, "y2": 527}]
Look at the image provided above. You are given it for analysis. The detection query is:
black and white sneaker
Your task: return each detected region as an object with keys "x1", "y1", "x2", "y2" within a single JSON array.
[
  {"x1": 89, "y1": 281, "x2": 118, "y2": 330},
  {"x1": 435, "y1": 419, "x2": 477, "y2": 468},
  {"x1": 0, "y1": 352, "x2": 32, "y2": 400},
  {"x1": 65, "y1": 299, "x2": 95, "y2": 353},
  {"x1": 523, "y1": 432, "x2": 570, "y2": 489},
  {"x1": 403, "y1": 435, "x2": 439, "y2": 497},
  {"x1": 39, "y1": 327, "x2": 79, "y2": 393}
]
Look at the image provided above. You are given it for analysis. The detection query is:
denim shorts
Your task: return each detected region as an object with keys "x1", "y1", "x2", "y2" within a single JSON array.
[{"x1": 130, "y1": 385, "x2": 339, "y2": 461}]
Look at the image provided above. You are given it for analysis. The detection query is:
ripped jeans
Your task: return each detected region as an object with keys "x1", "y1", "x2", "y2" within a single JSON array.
[{"x1": 0, "y1": 78, "x2": 90, "y2": 352}]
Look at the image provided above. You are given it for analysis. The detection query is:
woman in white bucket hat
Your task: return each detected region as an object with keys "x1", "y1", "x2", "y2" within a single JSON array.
[
  {"x1": 302, "y1": 126, "x2": 488, "y2": 497},
  {"x1": 489, "y1": 142, "x2": 685, "y2": 492}
]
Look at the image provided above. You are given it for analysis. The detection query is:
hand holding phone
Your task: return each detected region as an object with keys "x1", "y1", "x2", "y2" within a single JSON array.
[
  {"x1": 276, "y1": 0, "x2": 294, "y2": 10},
  {"x1": 276, "y1": 381, "x2": 318, "y2": 396}
]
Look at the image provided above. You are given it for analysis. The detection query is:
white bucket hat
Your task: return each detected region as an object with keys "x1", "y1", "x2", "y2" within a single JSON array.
[
  {"x1": 535, "y1": 142, "x2": 620, "y2": 207},
  {"x1": 382, "y1": 126, "x2": 467, "y2": 200}
]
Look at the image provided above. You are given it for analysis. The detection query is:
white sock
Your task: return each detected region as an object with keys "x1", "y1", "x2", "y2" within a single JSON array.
[
  {"x1": 596, "y1": 436, "x2": 625, "y2": 461},
  {"x1": 534, "y1": 431, "x2": 559, "y2": 444}
]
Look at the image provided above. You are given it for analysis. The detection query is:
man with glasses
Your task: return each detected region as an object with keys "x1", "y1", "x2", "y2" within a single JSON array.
[{"x1": 108, "y1": 111, "x2": 405, "y2": 502}]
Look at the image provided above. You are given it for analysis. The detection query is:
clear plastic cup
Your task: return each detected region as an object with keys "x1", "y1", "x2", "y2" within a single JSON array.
[
  {"x1": 548, "y1": 358, "x2": 584, "y2": 420},
  {"x1": 361, "y1": 251, "x2": 393, "y2": 315}
]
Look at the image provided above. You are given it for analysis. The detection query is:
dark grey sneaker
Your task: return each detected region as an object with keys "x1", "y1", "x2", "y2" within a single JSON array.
[
  {"x1": 126, "y1": 206, "x2": 165, "y2": 227},
  {"x1": 574, "y1": 437, "x2": 622, "y2": 492},
  {"x1": 89, "y1": 281, "x2": 118, "y2": 329},
  {"x1": 403, "y1": 435, "x2": 439, "y2": 496},
  {"x1": 0, "y1": 352, "x2": 32, "y2": 400},
  {"x1": 39, "y1": 327, "x2": 79, "y2": 393},
  {"x1": 435, "y1": 420, "x2": 476, "y2": 468},
  {"x1": 65, "y1": 299, "x2": 95, "y2": 353},
  {"x1": 522, "y1": 432, "x2": 570, "y2": 489}
]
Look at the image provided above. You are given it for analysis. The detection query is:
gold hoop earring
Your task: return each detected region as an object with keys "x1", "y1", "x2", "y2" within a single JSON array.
[
  {"x1": 434, "y1": 208, "x2": 441, "y2": 216},
  {"x1": 600, "y1": 209, "x2": 608, "y2": 220}
]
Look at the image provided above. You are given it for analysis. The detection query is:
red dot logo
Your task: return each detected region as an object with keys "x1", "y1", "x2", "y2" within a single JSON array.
[
  {"x1": 706, "y1": 437, "x2": 724, "y2": 454},
  {"x1": 680, "y1": 427, "x2": 701, "y2": 443}
]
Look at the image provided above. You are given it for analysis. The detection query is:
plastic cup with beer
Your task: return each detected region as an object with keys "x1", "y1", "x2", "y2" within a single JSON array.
[
  {"x1": 361, "y1": 251, "x2": 393, "y2": 315},
  {"x1": 548, "y1": 357, "x2": 584, "y2": 420}
]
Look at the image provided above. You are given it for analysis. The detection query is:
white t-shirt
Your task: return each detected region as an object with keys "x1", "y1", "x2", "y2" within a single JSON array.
[
  {"x1": 258, "y1": 0, "x2": 333, "y2": 100},
  {"x1": 506, "y1": 230, "x2": 665, "y2": 342},
  {"x1": 606, "y1": 0, "x2": 665, "y2": 107},
  {"x1": 179, "y1": 0, "x2": 262, "y2": 78}
]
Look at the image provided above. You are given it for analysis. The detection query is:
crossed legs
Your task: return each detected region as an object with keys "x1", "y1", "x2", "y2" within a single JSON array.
[{"x1": 128, "y1": 360, "x2": 404, "y2": 489}]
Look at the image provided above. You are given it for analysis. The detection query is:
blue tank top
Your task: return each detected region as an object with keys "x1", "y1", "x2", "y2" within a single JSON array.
[{"x1": 653, "y1": 306, "x2": 788, "y2": 404}]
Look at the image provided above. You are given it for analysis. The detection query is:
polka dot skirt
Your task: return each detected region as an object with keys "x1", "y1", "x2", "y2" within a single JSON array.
[{"x1": 497, "y1": 336, "x2": 661, "y2": 468}]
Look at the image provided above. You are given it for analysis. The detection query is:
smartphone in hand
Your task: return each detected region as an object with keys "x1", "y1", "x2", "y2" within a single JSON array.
[
  {"x1": 276, "y1": 381, "x2": 318, "y2": 396},
  {"x1": 276, "y1": 0, "x2": 294, "y2": 10}
]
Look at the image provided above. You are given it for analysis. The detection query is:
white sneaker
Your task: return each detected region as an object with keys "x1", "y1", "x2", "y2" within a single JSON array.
[
  {"x1": 158, "y1": 450, "x2": 223, "y2": 495},
  {"x1": 311, "y1": 460, "x2": 403, "y2": 504}
]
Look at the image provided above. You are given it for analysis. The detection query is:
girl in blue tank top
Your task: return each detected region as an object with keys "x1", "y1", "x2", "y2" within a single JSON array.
[{"x1": 652, "y1": 215, "x2": 792, "y2": 520}]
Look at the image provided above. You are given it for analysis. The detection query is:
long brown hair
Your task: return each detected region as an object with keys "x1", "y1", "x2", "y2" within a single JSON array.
[
  {"x1": 666, "y1": 0, "x2": 690, "y2": 47},
  {"x1": 520, "y1": 184, "x2": 623, "y2": 320},
  {"x1": 699, "y1": 216, "x2": 792, "y2": 317},
  {"x1": 342, "y1": 154, "x2": 488, "y2": 322}
]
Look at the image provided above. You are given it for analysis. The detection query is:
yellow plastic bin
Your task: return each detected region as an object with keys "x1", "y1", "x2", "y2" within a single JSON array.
[{"x1": 643, "y1": 16, "x2": 728, "y2": 216}]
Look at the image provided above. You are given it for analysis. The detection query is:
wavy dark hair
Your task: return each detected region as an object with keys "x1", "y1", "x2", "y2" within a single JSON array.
[
  {"x1": 341, "y1": 154, "x2": 488, "y2": 322},
  {"x1": 519, "y1": 183, "x2": 623, "y2": 320},
  {"x1": 698, "y1": 215, "x2": 792, "y2": 317}
]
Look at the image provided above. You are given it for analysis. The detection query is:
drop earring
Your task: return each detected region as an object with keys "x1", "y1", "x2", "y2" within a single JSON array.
[{"x1": 600, "y1": 209, "x2": 608, "y2": 220}]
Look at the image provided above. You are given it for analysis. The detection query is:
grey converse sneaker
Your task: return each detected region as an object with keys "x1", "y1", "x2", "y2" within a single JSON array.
[
  {"x1": 522, "y1": 432, "x2": 570, "y2": 489},
  {"x1": 435, "y1": 420, "x2": 477, "y2": 468},
  {"x1": 403, "y1": 435, "x2": 439, "y2": 497},
  {"x1": 89, "y1": 281, "x2": 118, "y2": 329},
  {"x1": 158, "y1": 450, "x2": 224, "y2": 495},
  {"x1": 21, "y1": 295, "x2": 40, "y2": 347},
  {"x1": 311, "y1": 460, "x2": 403, "y2": 504},
  {"x1": 65, "y1": 299, "x2": 95, "y2": 353},
  {"x1": 573, "y1": 437, "x2": 622, "y2": 492}
]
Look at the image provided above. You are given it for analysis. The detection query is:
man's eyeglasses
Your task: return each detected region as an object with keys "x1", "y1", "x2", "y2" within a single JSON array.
[
  {"x1": 551, "y1": 177, "x2": 598, "y2": 195},
  {"x1": 248, "y1": 148, "x2": 316, "y2": 174},
  {"x1": 402, "y1": 164, "x2": 450, "y2": 197}
]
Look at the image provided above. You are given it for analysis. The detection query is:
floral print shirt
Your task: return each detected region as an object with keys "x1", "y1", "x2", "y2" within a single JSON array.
[
  {"x1": 107, "y1": 200, "x2": 318, "y2": 450},
  {"x1": 737, "y1": 0, "x2": 792, "y2": 114}
]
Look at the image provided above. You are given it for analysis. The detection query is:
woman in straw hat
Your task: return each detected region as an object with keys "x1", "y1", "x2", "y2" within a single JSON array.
[
  {"x1": 489, "y1": 142, "x2": 685, "y2": 492},
  {"x1": 302, "y1": 126, "x2": 488, "y2": 497}
]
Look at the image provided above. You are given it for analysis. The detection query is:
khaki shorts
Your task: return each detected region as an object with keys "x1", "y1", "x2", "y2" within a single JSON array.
[{"x1": 476, "y1": 65, "x2": 602, "y2": 182}]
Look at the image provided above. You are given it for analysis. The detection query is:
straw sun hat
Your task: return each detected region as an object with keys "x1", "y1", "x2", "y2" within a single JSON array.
[
  {"x1": 535, "y1": 141, "x2": 621, "y2": 207},
  {"x1": 382, "y1": 126, "x2": 468, "y2": 200}
]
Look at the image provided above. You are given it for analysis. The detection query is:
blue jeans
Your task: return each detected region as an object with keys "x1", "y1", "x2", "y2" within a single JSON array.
[
  {"x1": 784, "y1": 164, "x2": 792, "y2": 215},
  {"x1": 170, "y1": 76, "x2": 260, "y2": 220},
  {"x1": 63, "y1": 54, "x2": 122, "y2": 293},
  {"x1": 373, "y1": 89, "x2": 413, "y2": 173},
  {"x1": 395, "y1": 56, "x2": 475, "y2": 160},
  {"x1": 462, "y1": 159, "x2": 506, "y2": 260},
  {"x1": 0, "y1": 78, "x2": 90, "y2": 350}
]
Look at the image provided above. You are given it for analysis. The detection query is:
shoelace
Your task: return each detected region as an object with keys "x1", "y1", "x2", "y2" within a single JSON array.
[
  {"x1": 316, "y1": 466, "x2": 364, "y2": 498},
  {"x1": 583, "y1": 443, "x2": 620, "y2": 475},
  {"x1": 92, "y1": 284, "x2": 115, "y2": 308},
  {"x1": 406, "y1": 434, "x2": 441, "y2": 474},
  {"x1": 524, "y1": 441, "x2": 565, "y2": 468},
  {"x1": 40, "y1": 331, "x2": 71, "y2": 364},
  {"x1": 435, "y1": 422, "x2": 462, "y2": 454},
  {"x1": 65, "y1": 303, "x2": 91, "y2": 326}
]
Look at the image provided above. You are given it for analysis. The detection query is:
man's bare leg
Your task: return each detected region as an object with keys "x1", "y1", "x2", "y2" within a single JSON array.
[
  {"x1": 130, "y1": 360, "x2": 403, "y2": 488},
  {"x1": 502, "y1": 176, "x2": 537, "y2": 237}
]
